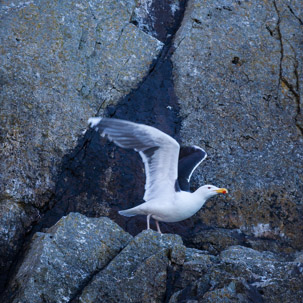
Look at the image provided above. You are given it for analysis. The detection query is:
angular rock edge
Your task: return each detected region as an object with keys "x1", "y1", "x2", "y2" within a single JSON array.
[{"x1": 2, "y1": 213, "x2": 303, "y2": 303}]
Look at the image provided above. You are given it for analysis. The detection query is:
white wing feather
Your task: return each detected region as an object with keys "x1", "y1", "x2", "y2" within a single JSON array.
[{"x1": 89, "y1": 118, "x2": 180, "y2": 201}]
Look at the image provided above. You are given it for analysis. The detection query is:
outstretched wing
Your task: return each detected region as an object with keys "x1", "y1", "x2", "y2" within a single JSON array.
[
  {"x1": 177, "y1": 146, "x2": 207, "y2": 192},
  {"x1": 88, "y1": 117, "x2": 180, "y2": 201}
]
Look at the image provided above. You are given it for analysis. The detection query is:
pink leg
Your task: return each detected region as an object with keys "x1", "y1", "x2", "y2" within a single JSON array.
[
  {"x1": 147, "y1": 214, "x2": 151, "y2": 230},
  {"x1": 155, "y1": 220, "x2": 162, "y2": 234}
]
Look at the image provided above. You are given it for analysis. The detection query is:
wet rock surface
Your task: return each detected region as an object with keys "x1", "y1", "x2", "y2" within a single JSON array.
[{"x1": 27, "y1": 0, "x2": 187, "y2": 239}]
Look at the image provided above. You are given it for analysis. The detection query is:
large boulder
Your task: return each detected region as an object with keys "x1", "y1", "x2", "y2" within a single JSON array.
[
  {"x1": 78, "y1": 229, "x2": 183, "y2": 303},
  {"x1": 172, "y1": 0, "x2": 303, "y2": 251},
  {"x1": 4, "y1": 213, "x2": 132, "y2": 303}
]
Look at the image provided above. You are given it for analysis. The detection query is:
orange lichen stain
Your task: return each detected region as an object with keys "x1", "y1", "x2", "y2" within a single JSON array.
[{"x1": 281, "y1": 80, "x2": 288, "y2": 94}]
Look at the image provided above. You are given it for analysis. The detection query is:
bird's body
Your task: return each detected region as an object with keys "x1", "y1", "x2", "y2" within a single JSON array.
[
  {"x1": 88, "y1": 117, "x2": 227, "y2": 233},
  {"x1": 120, "y1": 189, "x2": 211, "y2": 223}
]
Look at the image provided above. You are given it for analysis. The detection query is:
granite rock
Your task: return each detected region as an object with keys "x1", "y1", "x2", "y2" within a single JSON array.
[
  {"x1": 4, "y1": 213, "x2": 132, "y2": 303},
  {"x1": 78, "y1": 229, "x2": 183, "y2": 303},
  {"x1": 172, "y1": 0, "x2": 303, "y2": 251},
  {"x1": 3, "y1": 215, "x2": 303, "y2": 303},
  {"x1": 0, "y1": 0, "x2": 162, "y2": 205},
  {"x1": 0, "y1": 196, "x2": 39, "y2": 290},
  {"x1": 0, "y1": 0, "x2": 162, "y2": 291},
  {"x1": 169, "y1": 245, "x2": 303, "y2": 303}
]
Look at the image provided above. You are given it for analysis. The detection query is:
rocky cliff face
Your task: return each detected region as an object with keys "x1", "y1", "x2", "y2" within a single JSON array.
[
  {"x1": 172, "y1": 0, "x2": 303, "y2": 252},
  {"x1": 0, "y1": 0, "x2": 302, "y2": 301},
  {"x1": 3, "y1": 214, "x2": 303, "y2": 302}
]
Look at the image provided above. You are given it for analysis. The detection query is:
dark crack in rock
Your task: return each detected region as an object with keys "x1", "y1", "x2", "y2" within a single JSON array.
[
  {"x1": 30, "y1": 0, "x2": 187, "y2": 239},
  {"x1": 131, "y1": 0, "x2": 186, "y2": 43}
]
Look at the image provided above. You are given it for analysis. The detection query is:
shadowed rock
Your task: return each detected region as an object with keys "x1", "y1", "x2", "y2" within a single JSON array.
[{"x1": 169, "y1": 245, "x2": 303, "y2": 302}]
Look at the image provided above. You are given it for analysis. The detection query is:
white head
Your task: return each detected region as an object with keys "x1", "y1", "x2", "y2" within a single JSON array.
[{"x1": 196, "y1": 184, "x2": 228, "y2": 200}]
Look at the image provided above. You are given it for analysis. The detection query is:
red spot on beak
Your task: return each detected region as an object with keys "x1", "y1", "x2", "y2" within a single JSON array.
[{"x1": 215, "y1": 188, "x2": 228, "y2": 194}]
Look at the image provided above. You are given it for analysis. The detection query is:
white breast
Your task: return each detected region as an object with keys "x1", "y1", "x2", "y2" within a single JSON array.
[{"x1": 150, "y1": 191, "x2": 205, "y2": 223}]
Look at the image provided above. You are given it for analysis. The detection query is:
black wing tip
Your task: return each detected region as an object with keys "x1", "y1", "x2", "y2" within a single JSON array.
[
  {"x1": 177, "y1": 145, "x2": 207, "y2": 192},
  {"x1": 179, "y1": 145, "x2": 207, "y2": 159},
  {"x1": 193, "y1": 145, "x2": 207, "y2": 154}
]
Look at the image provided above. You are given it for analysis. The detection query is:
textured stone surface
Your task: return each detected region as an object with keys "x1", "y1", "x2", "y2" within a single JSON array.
[
  {"x1": 0, "y1": 196, "x2": 39, "y2": 290},
  {"x1": 216, "y1": 246, "x2": 303, "y2": 303},
  {"x1": 78, "y1": 229, "x2": 183, "y2": 303},
  {"x1": 0, "y1": 0, "x2": 162, "y2": 292},
  {"x1": 169, "y1": 245, "x2": 303, "y2": 302},
  {"x1": 0, "y1": 0, "x2": 162, "y2": 205},
  {"x1": 3, "y1": 216, "x2": 303, "y2": 303},
  {"x1": 172, "y1": 0, "x2": 303, "y2": 250},
  {"x1": 1, "y1": 0, "x2": 303, "y2": 301},
  {"x1": 4, "y1": 213, "x2": 132, "y2": 303},
  {"x1": 187, "y1": 225, "x2": 295, "y2": 255}
]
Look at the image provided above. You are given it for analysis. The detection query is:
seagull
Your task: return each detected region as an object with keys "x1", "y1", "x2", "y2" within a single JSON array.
[{"x1": 88, "y1": 117, "x2": 228, "y2": 233}]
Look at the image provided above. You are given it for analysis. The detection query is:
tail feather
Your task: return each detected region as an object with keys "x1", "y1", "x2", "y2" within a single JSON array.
[{"x1": 118, "y1": 209, "x2": 137, "y2": 217}]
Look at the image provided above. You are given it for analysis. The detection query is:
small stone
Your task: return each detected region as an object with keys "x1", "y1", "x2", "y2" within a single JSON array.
[{"x1": 170, "y1": 244, "x2": 187, "y2": 265}]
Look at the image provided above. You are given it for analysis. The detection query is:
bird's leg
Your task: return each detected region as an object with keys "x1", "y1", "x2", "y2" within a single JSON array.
[
  {"x1": 147, "y1": 214, "x2": 151, "y2": 230},
  {"x1": 155, "y1": 220, "x2": 162, "y2": 234}
]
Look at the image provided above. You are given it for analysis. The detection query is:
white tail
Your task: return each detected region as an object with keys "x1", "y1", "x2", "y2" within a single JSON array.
[{"x1": 118, "y1": 209, "x2": 137, "y2": 217}]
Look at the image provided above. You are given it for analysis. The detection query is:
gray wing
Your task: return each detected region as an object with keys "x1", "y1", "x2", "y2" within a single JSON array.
[
  {"x1": 177, "y1": 146, "x2": 207, "y2": 192},
  {"x1": 88, "y1": 117, "x2": 180, "y2": 201}
]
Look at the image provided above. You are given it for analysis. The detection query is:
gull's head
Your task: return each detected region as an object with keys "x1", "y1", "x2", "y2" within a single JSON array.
[{"x1": 196, "y1": 185, "x2": 228, "y2": 200}]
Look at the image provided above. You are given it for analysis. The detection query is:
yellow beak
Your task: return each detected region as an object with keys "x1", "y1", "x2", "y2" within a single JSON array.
[{"x1": 215, "y1": 188, "x2": 228, "y2": 194}]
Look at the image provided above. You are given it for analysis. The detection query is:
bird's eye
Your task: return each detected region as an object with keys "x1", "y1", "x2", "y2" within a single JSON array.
[{"x1": 208, "y1": 187, "x2": 211, "y2": 189}]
